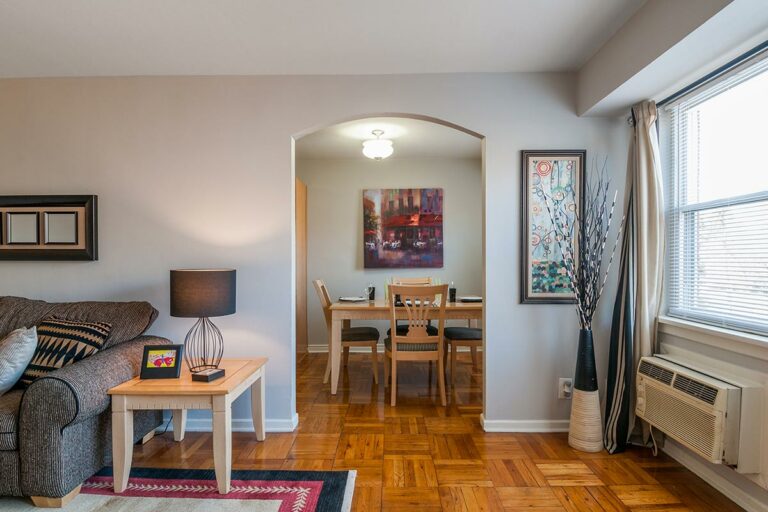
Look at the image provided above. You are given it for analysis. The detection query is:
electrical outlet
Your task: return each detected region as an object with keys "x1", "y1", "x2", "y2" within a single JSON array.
[{"x1": 558, "y1": 378, "x2": 573, "y2": 399}]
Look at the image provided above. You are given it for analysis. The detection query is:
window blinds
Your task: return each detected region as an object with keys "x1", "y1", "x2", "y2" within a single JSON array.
[{"x1": 661, "y1": 55, "x2": 768, "y2": 336}]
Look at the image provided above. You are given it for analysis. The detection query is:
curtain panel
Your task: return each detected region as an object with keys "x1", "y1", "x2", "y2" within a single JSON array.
[{"x1": 603, "y1": 100, "x2": 665, "y2": 454}]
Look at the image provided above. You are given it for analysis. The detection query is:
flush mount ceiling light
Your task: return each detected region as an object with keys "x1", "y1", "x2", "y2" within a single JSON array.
[{"x1": 362, "y1": 129, "x2": 394, "y2": 160}]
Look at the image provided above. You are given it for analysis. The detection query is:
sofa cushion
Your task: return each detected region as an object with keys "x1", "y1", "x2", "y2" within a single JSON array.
[
  {"x1": 18, "y1": 318, "x2": 112, "y2": 388},
  {"x1": 0, "y1": 296, "x2": 158, "y2": 349},
  {"x1": 0, "y1": 389, "x2": 22, "y2": 451},
  {"x1": 0, "y1": 327, "x2": 38, "y2": 395}
]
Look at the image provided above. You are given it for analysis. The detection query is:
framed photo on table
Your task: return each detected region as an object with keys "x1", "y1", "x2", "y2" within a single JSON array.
[
  {"x1": 140, "y1": 345, "x2": 184, "y2": 379},
  {"x1": 520, "y1": 150, "x2": 585, "y2": 304}
]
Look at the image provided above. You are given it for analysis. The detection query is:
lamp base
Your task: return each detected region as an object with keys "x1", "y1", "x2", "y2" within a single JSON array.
[
  {"x1": 191, "y1": 368, "x2": 226, "y2": 382},
  {"x1": 184, "y1": 317, "x2": 224, "y2": 374}
]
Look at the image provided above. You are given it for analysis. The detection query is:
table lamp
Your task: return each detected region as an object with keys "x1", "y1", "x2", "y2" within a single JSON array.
[{"x1": 170, "y1": 269, "x2": 236, "y2": 381}]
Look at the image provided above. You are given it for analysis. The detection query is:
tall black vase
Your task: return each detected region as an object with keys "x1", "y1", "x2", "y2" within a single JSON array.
[
  {"x1": 568, "y1": 328, "x2": 603, "y2": 452},
  {"x1": 574, "y1": 329, "x2": 598, "y2": 392}
]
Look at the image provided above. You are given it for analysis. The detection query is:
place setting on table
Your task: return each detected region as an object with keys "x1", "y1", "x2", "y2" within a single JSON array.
[{"x1": 336, "y1": 280, "x2": 482, "y2": 305}]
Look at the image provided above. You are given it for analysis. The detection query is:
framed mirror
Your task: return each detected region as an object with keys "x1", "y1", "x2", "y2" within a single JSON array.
[
  {"x1": 7, "y1": 212, "x2": 39, "y2": 245},
  {"x1": 45, "y1": 212, "x2": 79, "y2": 244},
  {"x1": 0, "y1": 196, "x2": 97, "y2": 260}
]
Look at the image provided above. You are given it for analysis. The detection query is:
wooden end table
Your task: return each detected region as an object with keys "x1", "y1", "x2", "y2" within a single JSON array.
[{"x1": 108, "y1": 358, "x2": 267, "y2": 494}]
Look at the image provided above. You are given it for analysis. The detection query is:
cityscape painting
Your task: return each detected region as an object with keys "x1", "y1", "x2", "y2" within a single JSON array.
[{"x1": 363, "y1": 188, "x2": 444, "y2": 268}]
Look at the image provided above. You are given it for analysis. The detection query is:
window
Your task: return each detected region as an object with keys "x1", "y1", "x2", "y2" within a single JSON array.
[{"x1": 661, "y1": 55, "x2": 768, "y2": 337}]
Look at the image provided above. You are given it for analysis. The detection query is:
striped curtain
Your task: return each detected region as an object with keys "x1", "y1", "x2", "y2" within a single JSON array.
[{"x1": 603, "y1": 101, "x2": 665, "y2": 454}]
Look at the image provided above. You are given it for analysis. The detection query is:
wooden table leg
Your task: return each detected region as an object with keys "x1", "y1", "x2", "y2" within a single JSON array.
[
  {"x1": 251, "y1": 369, "x2": 266, "y2": 441},
  {"x1": 172, "y1": 409, "x2": 187, "y2": 442},
  {"x1": 323, "y1": 331, "x2": 332, "y2": 384},
  {"x1": 213, "y1": 396, "x2": 232, "y2": 494},
  {"x1": 331, "y1": 316, "x2": 342, "y2": 395},
  {"x1": 111, "y1": 396, "x2": 133, "y2": 493}
]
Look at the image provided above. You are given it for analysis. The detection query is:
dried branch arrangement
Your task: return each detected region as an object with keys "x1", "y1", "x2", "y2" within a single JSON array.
[{"x1": 544, "y1": 162, "x2": 625, "y2": 330}]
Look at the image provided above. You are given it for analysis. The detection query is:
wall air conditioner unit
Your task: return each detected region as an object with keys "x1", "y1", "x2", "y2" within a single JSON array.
[{"x1": 636, "y1": 356, "x2": 761, "y2": 474}]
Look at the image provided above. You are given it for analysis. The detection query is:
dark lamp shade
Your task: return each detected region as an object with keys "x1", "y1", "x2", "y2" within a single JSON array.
[{"x1": 170, "y1": 269, "x2": 236, "y2": 318}]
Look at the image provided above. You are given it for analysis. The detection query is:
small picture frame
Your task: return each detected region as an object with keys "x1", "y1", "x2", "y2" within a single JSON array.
[{"x1": 140, "y1": 344, "x2": 184, "y2": 379}]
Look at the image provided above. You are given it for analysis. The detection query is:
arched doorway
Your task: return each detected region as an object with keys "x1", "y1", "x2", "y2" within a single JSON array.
[{"x1": 291, "y1": 113, "x2": 486, "y2": 425}]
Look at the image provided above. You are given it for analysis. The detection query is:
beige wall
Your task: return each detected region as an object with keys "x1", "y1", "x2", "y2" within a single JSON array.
[
  {"x1": 297, "y1": 156, "x2": 483, "y2": 349},
  {"x1": 0, "y1": 73, "x2": 628, "y2": 430}
]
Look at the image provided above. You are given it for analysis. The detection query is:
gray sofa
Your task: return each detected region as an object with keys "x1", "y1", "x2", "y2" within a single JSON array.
[{"x1": 0, "y1": 296, "x2": 168, "y2": 502}]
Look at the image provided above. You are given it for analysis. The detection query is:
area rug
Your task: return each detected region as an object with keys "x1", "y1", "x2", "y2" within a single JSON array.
[{"x1": 1, "y1": 467, "x2": 355, "y2": 512}]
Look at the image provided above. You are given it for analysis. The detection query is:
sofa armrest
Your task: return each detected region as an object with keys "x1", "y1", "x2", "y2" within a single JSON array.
[
  {"x1": 20, "y1": 336, "x2": 171, "y2": 429},
  {"x1": 18, "y1": 336, "x2": 171, "y2": 498}
]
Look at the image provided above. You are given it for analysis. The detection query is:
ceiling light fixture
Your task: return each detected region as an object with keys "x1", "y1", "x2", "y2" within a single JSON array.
[{"x1": 362, "y1": 129, "x2": 394, "y2": 160}]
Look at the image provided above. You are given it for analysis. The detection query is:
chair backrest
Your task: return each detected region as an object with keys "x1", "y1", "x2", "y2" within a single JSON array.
[
  {"x1": 388, "y1": 284, "x2": 448, "y2": 353},
  {"x1": 312, "y1": 279, "x2": 333, "y2": 330},
  {"x1": 391, "y1": 278, "x2": 433, "y2": 329},
  {"x1": 392, "y1": 277, "x2": 433, "y2": 286}
]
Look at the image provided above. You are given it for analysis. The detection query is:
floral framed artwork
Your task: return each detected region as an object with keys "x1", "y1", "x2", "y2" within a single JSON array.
[{"x1": 520, "y1": 150, "x2": 585, "y2": 304}]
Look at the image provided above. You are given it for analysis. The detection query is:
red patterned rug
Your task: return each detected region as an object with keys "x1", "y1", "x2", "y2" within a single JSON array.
[{"x1": 76, "y1": 467, "x2": 354, "y2": 511}]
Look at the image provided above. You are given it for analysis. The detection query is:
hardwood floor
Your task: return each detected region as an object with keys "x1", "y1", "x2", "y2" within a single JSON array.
[{"x1": 132, "y1": 352, "x2": 744, "y2": 511}]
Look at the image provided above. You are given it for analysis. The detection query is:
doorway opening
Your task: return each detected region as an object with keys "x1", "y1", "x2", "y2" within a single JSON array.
[{"x1": 292, "y1": 114, "x2": 486, "y2": 423}]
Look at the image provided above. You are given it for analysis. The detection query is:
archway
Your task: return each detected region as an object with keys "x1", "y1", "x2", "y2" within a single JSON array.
[{"x1": 291, "y1": 113, "x2": 487, "y2": 425}]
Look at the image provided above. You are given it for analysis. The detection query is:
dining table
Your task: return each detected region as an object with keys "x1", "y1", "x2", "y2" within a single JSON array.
[{"x1": 327, "y1": 298, "x2": 483, "y2": 394}]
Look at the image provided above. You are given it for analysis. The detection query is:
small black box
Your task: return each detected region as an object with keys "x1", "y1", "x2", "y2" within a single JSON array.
[{"x1": 191, "y1": 368, "x2": 226, "y2": 382}]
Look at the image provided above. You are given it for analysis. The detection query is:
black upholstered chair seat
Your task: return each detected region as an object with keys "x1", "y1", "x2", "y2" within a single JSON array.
[
  {"x1": 384, "y1": 337, "x2": 438, "y2": 352},
  {"x1": 444, "y1": 327, "x2": 482, "y2": 340},
  {"x1": 387, "y1": 324, "x2": 438, "y2": 337},
  {"x1": 342, "y1": 326, "x2": 380, "y2": 342}
]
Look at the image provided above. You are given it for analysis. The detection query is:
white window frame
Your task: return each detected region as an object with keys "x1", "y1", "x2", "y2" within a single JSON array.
[{"x1": 659, "y1": 51, "x2": 768, "y2": 340}]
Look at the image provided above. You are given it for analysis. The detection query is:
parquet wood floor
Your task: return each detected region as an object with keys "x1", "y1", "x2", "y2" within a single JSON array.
[{"x1": 132, "y1": 352, "x2": 745, "y2": 511}]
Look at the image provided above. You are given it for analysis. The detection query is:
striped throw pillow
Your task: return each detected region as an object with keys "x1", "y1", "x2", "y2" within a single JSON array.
[{"x1": 19, "y1": 317, "x2": 112, "y2": 387}]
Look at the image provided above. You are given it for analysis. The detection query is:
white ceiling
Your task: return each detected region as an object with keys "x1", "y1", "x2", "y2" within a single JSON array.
[
  {"x1": 296, "y1": 117, "x2": 481, "y2": 160},
  {"x1": 0, "y1": 0, "x2": 646, "y2": 78}
]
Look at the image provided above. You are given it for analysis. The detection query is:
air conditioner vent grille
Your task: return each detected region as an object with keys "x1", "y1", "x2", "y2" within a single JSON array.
[
  {"x1": 639, "y1": 360, "x2": 674, "y2": 385},
  {"x1": 673, "y1": 375, "x2": 719, "y2": 405},
  {"x1": 644, "y1": 385, "x2": 718, "y2": 459}
]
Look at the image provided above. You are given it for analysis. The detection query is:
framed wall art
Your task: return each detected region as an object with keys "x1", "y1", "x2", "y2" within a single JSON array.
[
  {"x1": 0, "y1": 195, "x2": 98, "y2": 260},
  {"x1": 521, "y1": 150, "x2": 585, "y2": 304},
  {"x1": 363, "y1": 188, "x2": 443, "y2": 268}
]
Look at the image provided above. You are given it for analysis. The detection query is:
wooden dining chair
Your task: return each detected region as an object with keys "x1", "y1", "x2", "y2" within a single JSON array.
[
  {"x1": 392, "y1": 277, "x2": 433, "y2": 285},
  {"x1": 389, "y1": 277, "x2": 438, "y2": 337},
  {"x1": 384, "y1": 284, "x2": 448, "y2": 406},
  {"x1": 313, "y1": 279, "x2": 379, "y2": 384},
  {"x1": 444, "y1": 323, "x2": 482, "y2": 386}
]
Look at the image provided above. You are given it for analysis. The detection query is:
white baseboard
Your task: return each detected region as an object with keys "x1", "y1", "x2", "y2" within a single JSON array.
[
  {"x1": 663, "y1": 440, "x2": 768, "y2": 512},
  {"x1": 163, "y1": 414, "x2": 299, "y2": 434},
  {"x1": 480, "y1": 414, "x2": 570, "y2": 433},
  {"x1": 308, "y1": 344, "x2": 482, "y2": 354}
]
